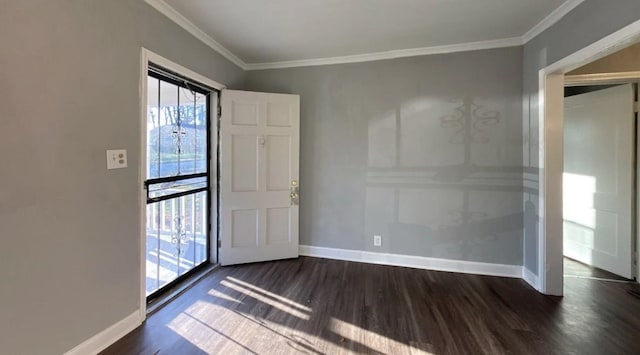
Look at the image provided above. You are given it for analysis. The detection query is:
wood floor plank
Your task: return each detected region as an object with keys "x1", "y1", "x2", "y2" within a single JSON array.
[{"x1": 102, "y1": 256, "x2": 640, "y2": 355}]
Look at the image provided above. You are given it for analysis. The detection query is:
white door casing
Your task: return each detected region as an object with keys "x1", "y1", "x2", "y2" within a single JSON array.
[
  {"x1": 563, "y1": 84, "x2": 634, "y2": 278},
  {"x1": 220, "y1": 90, "x2": 300, "y2": 266}
]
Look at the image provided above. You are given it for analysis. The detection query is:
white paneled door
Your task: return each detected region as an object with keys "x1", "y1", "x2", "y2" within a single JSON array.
[
  {"x1": 220, "y1": 90, "x2": 300, "y2": 265},
  {"x1": 563, "y1": 84, "x2": 634, "y2": 278}
]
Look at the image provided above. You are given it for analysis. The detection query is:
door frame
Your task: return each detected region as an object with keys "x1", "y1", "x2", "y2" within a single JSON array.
[
  {"x1": 537, "y1": 20, "x2": 640, "y2": 295},
  {"x1": 565, "y1": 72, "x2": 640, "y2": 86},
  {"x1": 138, "y1": 48, "x2": 225, "y2": 318}
]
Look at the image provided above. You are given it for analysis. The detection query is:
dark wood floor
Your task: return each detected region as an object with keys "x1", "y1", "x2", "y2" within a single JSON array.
[
  {"x1": 103, "y1": 257, "x2": 640, "y2": 355},
  {"x1": 563, "y1": 257, "x2": 631, "y2": 281}
]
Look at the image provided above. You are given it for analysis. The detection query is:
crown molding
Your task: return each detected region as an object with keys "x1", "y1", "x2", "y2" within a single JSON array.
[
  {"x1": 522, "y1": 0, "x2": 584, "y2": 43},
  {"x1": 144, "y1": 0, "x2": 248, "y2": 70},
  {"x1": 245, "y1": 37, "x2": 523, "y2": 70},
  {"x1": 148, "y1": 0, "x2": 583, "y2": 71}
]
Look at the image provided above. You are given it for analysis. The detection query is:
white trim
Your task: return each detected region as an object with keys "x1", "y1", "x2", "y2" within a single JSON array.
[
  {"x1": 521, "y1": 0, "x2": 584, "y2": 43},
  {"x1": 208, "y1": 92, "x2": 220, "y2": 265},
  {"x1": 144, "y1": 0, "x2": 247, "y2": 70},
  {"x1": 299, "y1": 245, "x2": 523, "y2": 279},
  {"x1": 537, "y1": 19, "x2": 640, "y2": 295},
  {"x1": 245, "y1": 37, "x2": 523, "y2": 70},
  {"x1": 145, "y1": 0, "x2": 585, "y2": 70},
  {"x1": 139, "y1": 48, "x2": 225, "y2": 317},
  {"x1": 64, "y1": 311, "x2": 142, "y2": 355},
  {"x1": 143, "y1": 49, "x2": 226, "y2": 90},
  {"x1": 139, "y1": 47, "x2": 148, "y2": 321},
  {"x1": 637, "y1": 117, "x2": 640, "y2": 281},
  {"x1": 522, "y1": 267, "x2": 540, "y2": 290},
  {"x1": 564, "y1": 71, "x2": 640, "y2": 86},
  {"x1": 539, "y1": 72, "x2": 565, "y2": 296}
]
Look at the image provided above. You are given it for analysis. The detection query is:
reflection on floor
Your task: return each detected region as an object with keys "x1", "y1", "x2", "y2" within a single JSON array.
[
  {"x1": 563, "y1": 257, "x2": 631, "y2": 281},
  {"x1": 102, "y1": 256, "x2": 640, "y2": 355}
]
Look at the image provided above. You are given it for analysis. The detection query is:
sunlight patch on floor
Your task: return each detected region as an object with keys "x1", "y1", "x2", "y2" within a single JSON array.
[
  {"x1": 162, "y1": 277, "x2": 434, "y2": 354},
  {"x1": 220, "y1": 278, "x2": 311, "y2": 320},
  {"x1": 227, "y1": 276, "x2": 313, "y2": 312},
  {"x1": 330, "y1": 317, "x2": 435, "y2": 355},
  {"x1": 207, "y1": 288, "x2": 243, "y2": 304},
  {"x1": 167, "y1": 310, "x2": 259, "y2": 354},
  {"x1": 167, "y1": 300, "x2": 323, "y2": 354}
]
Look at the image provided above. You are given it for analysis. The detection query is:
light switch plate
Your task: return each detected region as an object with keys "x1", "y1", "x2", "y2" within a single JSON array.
[{"x1": 106, "y1": 149, "x2": 128, "y2": 170}]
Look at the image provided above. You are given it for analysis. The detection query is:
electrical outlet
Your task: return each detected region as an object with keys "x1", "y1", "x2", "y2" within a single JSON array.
[
  {"x1": 106, "y1": 149, "x2": 128, "y2": 170},
  {"x1": 373, "y1": 235, "x2": 382, "y2": 247}
]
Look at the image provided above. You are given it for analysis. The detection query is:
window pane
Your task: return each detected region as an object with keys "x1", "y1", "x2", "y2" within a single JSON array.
[
  {"x1": 147, "y1": 77, "x2": 160, "y2": 180},
  {"x1": 147, "y1": 176, "x2": 207, "y2": 201},
  {"x1": 195, "y1": 191, "x2": 208, "y2": 264},
  {"x1": 145, "y1": 202, "x2": 160, "y2": 296},
  {"x1": 150, "y1": 80, "x2": 181, "y2": 178}
]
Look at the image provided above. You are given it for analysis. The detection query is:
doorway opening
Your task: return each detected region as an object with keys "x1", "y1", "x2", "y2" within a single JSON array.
[
  {"x1": 562, "y1": 82, "x2": 638, "y2": 283},
  {"x1": 139, "y1": 49, "x2": 226, "y2": 316},
  {"x1": 144, "y1": 65, "x2": 218, "y2": 301},
  {"x1": 537, "y1": 20, "x2": 640, "y2": 295}
]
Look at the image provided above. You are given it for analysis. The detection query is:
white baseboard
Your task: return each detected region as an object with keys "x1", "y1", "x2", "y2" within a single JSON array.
[
  {"x1": 522, "y1": 267, "x2": 541, "y2": 291},
  {"x1": 299, "y1": 245, "x2": 523, "y2": 278},
  {"x1": 64, "y1": 310, "x2": 142, "y2": 355}
]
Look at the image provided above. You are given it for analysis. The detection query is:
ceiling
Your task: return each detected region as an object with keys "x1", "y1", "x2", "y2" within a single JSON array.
[{"x1": 150, "y1": 0, "x2": 583, "y2": 69}]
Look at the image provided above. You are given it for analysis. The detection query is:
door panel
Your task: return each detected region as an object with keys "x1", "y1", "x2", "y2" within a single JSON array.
[
  {"x1": 231, "y1": 209, "x2": 258, "y2": 247},
  {"x1": 220, "y1": 90, "x2": 300, "y2": 265},
  {"x1": 266, "y1": 135, "x2": 292, "y2": 191},
  {"x1": 563, "y1": 84, "x2": 634, "y2": 278},
  {"x1": 232, "y1": 101, "x2": 259, "y2": 126},
  {"x1": 231, "y1": 135, "x2": 259, "y2": 192},
  {"x1": 267, "y1": 207, "x2": 291, "y2": 244}
]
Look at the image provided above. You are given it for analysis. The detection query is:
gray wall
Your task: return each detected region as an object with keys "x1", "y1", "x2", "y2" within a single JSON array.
[
  {"x1": 6, "y1": 0, "x2": 632, "y2": 351},
  {"x1": 246, "y1": 47, "x2": 524, "y2": 265},
  {"x1": 0, "y1": 1, "x2": 244, "y2": 354},
  {"x1": 522, "y1": 0, "x2": 640, "y2": 275}
]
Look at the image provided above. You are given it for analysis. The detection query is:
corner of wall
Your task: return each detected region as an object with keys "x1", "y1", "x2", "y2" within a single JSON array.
[{"x1": 64, "y1": 310, "x2": 143, "y2": 355}]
